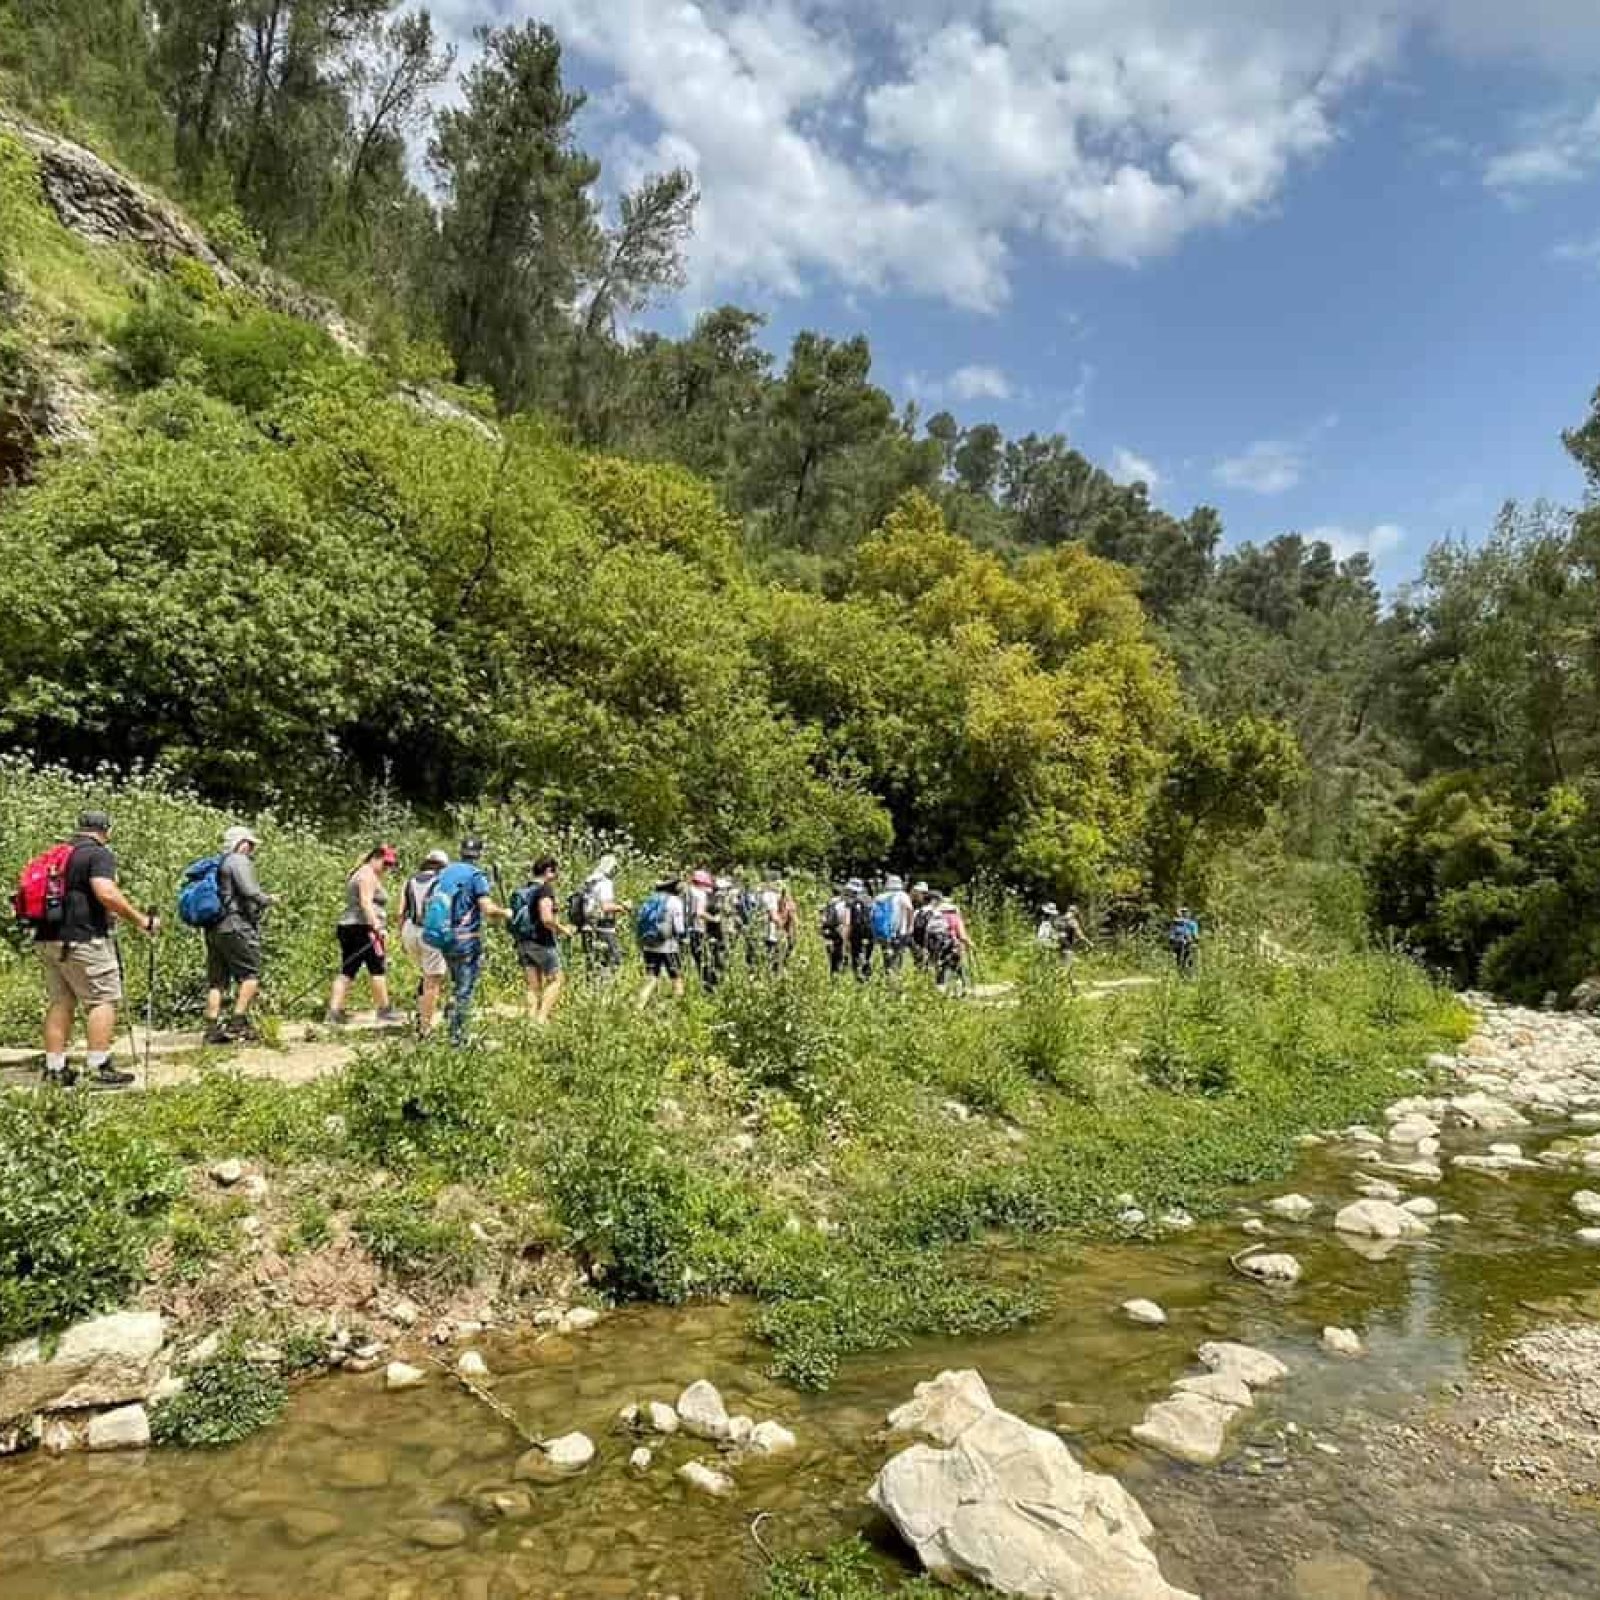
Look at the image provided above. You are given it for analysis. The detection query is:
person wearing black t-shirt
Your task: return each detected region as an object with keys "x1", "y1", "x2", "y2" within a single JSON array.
[
  {"x1": 513, "y1": 856, "x2": 572, "y2": 1024},
  {"x1": 38, "y1": 809, "x2": 160, "y2": 1088}
]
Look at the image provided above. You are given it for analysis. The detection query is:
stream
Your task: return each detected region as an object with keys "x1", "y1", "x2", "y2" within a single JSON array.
[{"x1": 4, "y1": 1100, "x2": 1600, "y2": 1597}]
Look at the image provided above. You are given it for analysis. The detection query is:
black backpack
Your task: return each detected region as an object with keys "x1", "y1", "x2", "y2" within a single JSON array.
[
  {"x1": 848, "y1": 898, "x2": 873, "y2": 941},
  {"x1": 567, "y1": 886, "x2": 591, "y2": 931}
]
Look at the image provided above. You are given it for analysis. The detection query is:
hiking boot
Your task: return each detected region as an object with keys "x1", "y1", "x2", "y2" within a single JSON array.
[
  {"x1": 42, "y1": 1062, "x2": 80, "y2": 1088},
  {"x1": 204, "y1": 1020, "x2": 233, "y2": 1046},
  {"x1": 89, "y1": 1060, "x2": 135, "y2": 1090},
  {"x1": 325, "y1": 1009, "x2": 348, "y2": 1027},
  {"x1": 375, "y1": 1007, "x2": 406, "y2": 1026},
  {"x1": 224, "y1": 1015, "x2": 261, "y2": 1044}
]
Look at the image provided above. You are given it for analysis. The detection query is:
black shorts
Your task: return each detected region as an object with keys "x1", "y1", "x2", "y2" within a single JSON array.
[
  {"x1": 516, "y1": 940, "x2": 563, "y2": 975},
  {"x1": 337, "y1": 924, "x2": 386, "y2": 979},
  {"x1": 643, "y1": 950, "x2": 682, "y2": 979},
  {"x1": 205, "y1": 927, "x2": 261, "y2": 986}
]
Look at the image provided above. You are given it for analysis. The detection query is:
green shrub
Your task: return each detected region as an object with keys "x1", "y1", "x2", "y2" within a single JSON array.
[
  {"x1": 353, "y1": 1186, "x2": 484, "y2": 1287},
  {"x1": 150, "y1": 1347, "x2": 286, "y2": 1447},
  {"x1": 764, "y1": 1537, "x2": 951, "y2": 1598},
  {"x1": 340, "y1": 1043, "x2": 500, "y2": 1174},
  {"x1": 0, "y1": 1091, "x2": 181, "y2": 1346}
]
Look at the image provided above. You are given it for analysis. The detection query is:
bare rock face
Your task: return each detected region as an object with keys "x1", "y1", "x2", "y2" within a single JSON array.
[
  {"x1": 870, "y1": 1370, "x2": 1196, "y2": 1600},
  {"x1": 0, "y1": 1311, "x2": 166, "y2": 1418}
]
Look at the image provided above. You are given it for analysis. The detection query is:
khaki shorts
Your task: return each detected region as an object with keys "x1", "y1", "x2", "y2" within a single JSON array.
[
  {"x1": 401, "y1": 923, "x2": 446, "y2": 980},
  {"x1": 38, "y1": 937, "x2": 123, "y2": 1007}
]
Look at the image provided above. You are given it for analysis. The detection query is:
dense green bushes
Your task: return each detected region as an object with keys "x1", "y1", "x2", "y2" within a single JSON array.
[{"x1": 0, "y1": 1090, "x2": 180, "y2": 1345}]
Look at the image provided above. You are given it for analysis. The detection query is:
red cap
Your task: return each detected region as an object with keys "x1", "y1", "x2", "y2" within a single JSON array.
[
  {"x1": 380, "y1": 845, "x2": 399, "y2": 867},
  {"x1": 691, "y1": 869, "x2": 715, "y2": 888}
]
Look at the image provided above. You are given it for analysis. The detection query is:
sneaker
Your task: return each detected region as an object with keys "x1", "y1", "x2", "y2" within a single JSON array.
[
  {"x1": 89, "y1": 1061, "x2": 135, "y2": 1089},
  {"x1": 325, "y1": 1009, "x2": 348, "y2": 1027},
  {"x1": 375, "y1": 1007, "x2": 406, "y2": 1026},
  {"x1": 225, "y1": 1015, "x2": 261, "y2": 1044},
  {"x1": 204, "y1": 1021, "x2": 233, "y2": 1046},
  {"x1": 42, "y1": 1063, "x2": 80, "y2": 1088}
]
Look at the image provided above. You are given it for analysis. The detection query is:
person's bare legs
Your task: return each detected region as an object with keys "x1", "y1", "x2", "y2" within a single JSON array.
[
  {"x1": 669, "y1": 975, "x2": 685, "y2": 1001},
  {"x1": 419, "y1": 974, "x2": 442, "y2": 1035},
  {"x1": 328, "y1": 974, "x2": 352, "y2": 1016},
  {"x1": 84, "y1": 1000, "x2": 116, "y2": 1054},
  {"x1": 522, "y1": 967, "x2": 541, "y2": 1014},
  {"x1": 205, "y1": 986, "x2": 224, "y2": 1024},
  {"x1": 43, "y1": 995, "x2": 75, "y2": 1055},
  {"x1": 234, "y1": 977, "x2": 260, "y2": 1018},
  {"x1": 537, "y1": 970, "x2": 565, "y2": 1024},
  {"x1": 370, "y1": 974, "x2": 391, "y2": 1013}
]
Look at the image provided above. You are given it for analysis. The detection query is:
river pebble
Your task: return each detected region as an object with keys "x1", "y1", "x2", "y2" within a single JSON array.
[
  {"x1": 1122, "y1": 1298, "x2": 1167, "y2": 1326},
  {"x1": 1322, "y1": 1327, "x2": 1364, "y2": 1358},
  {"x1": 678, "y1": 1459, "x2": 736, "y2": 1497}
]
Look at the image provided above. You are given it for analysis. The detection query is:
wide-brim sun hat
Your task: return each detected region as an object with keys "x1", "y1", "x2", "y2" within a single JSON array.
[
  {"x1": 846, "y1": 878, "x2": 866, "y2": 894},
  {"x1": 912, "y1": 880, "x2": 930, "y2": 894},
  {"x1": 223, "y1": 824, "x2": 260, "y2": 851},
  {"x1": 1042, "y1": 903, "x2": 1060, "y2": 917},
  {"x1": 593, "y1": 853, "x2": 618, "y2": 878},
  {"x1": 885, "y1": 874, "x2": 904, "y2": 891},
  {"x1": 424, "y1": 848, "x2": 450, "y2": 868}
]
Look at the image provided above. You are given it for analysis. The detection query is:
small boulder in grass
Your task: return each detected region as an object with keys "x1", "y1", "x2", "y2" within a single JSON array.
[{"x1": 210, "y1": 1159, "x2": 244, "y2": 1188}]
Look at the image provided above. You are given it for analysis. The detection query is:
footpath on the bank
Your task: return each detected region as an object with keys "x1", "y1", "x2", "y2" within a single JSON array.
[{"x1": 0, "y1": 976, "x2": 1158, "y2": 1094}]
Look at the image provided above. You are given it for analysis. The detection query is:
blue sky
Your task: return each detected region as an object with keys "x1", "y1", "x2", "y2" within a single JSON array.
[{"x1": 436, "y1": 2, "x2": 1600, "y2": 582}]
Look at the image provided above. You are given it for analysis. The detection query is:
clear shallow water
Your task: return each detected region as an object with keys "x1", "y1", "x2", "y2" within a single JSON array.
[{"x1": 4, "y1": 1128, "x2": 1600, "y2": 1600}]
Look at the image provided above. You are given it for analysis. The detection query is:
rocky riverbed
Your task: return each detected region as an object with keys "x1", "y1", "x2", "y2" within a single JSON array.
[{"x1": 3, "y1": 998, "x2": 1600, "y2": 1598}]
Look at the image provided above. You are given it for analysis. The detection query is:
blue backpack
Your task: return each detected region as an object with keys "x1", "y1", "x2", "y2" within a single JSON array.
[
  {"x1": 636, "y1": 892, "x2": 670, "y2": 944},
  {"x1": 423, "y1": 867, "x2": 477, "y2": 955},
  {"x1": 871, "y1": 894, "x2": 898, "y2": 943},
  {"x1": 178, "y1": 855, "x2": 226, "y2": 929}
]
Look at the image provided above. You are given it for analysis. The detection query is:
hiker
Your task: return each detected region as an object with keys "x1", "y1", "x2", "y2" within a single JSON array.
[
  {"x1": 399, "y1": 848, "x2": 450, "y2": 1036},
  {"x1": 426, "y1": 837, "x2": 509, "y2": 1046},
  {"x1": 327, "y1": 846, "x2": 403, "y2": 1026},
  {"x1": 705, "y1": 876, "x2": 734, "y2": 988},
  {"x1": 686, "y1": 869, "x2": 715, "y2": 985},
  {"x1": 846, "y1": 877, "x2": 874, "y2": 981},
  {"x1": 203, "y1": 825, "x2": 274, "y2": 1045},
  {"x1": 909, "y1": 882, "x2": 935, "y2": 969},
  {"x1": 872, "y1": 874, "x2": 915, "y2": 975},
  {"x1": 1038, "y1": 901, "x2": 1091, "y2": 973},
  {"x1": 1168, "y1": 906, "x2": 1200, "y2": 977},
  {"x1": 732, "y1": 877, "x2": 763, "y2": 970},
  {"x1": 571, "y1": 852, "x2": 626, "y2": 978},
  {"x1": 820, "y1": 883, "x2": 852, "y2": 978},
  {"x1": 931, "y1": 897, "x2": 974, "y2": 994},
  {"x1": 1036, "y1": 902, "x2": 1061, "y2": 948},
  {"x1": 636, "y1": 876, "x2": 687, "y2": 1007},
  {"x1": 511, "y1": 856, "x2": 571, "y2": 1023},
  {"x1": 764, "y1": 879, "x2": 799, "y2": 973},
  {"x1": 23, "y1": 809, "x2": 157, "y2": 1088}
]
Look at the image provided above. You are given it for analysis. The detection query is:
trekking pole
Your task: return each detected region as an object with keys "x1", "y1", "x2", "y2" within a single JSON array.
[
  {"x1": 272, "y1": 936, "x2": 376, "y2": 1026},
  {"x1": 144, "y1": 908, "x2": 156, "y2": 1089}
]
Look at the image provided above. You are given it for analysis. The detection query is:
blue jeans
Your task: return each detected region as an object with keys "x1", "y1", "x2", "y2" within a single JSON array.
[{"x1": 446, "y1": 946, "x2": 483, "y2": 1046}]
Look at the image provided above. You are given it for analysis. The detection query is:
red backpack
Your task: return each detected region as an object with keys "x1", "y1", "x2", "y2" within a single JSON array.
[{"x1": 14, "y1": 842, "x2": 77, "y2": 934}]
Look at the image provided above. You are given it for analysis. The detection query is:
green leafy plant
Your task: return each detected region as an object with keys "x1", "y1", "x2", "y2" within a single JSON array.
[{"x1": 150, "y1": 1346, "x2": 287, "y2": 1448}]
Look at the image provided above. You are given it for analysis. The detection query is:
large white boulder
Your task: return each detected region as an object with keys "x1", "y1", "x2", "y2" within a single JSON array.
[
  {"x1": 887, "y1": 1368, "x2": 996, "y2": 1447},
  {"x1": 0, "y1": 1312, "x2": 166, "y2": 1418},
  {"x1": 870, "y1": 1373, "x2": 1196, "y2": 1600},
  {"x1": 1333, "y1": 1200, "x2": 1427, "y2": 1240}
]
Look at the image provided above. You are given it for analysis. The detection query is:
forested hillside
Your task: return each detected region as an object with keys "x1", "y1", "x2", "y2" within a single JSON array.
[{"x1": 4, "y1": 1, "x2": 1600, "y2": 994}]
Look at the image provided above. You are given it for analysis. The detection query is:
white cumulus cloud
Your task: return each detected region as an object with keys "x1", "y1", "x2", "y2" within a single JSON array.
[
  {"x1": 1214, "y1": 439, "x2": 1305, "y2": 495},
  {"x1": 437, "y1": 1, "x2": 1600, "y2": 309},
  {"x1": 1110, "y1": 447, "x2": 1163, "y2": 494},
  {"x1": 948, "y1": 364, "x2": 1014, "y2": 402},
  {"x1": 1308, "y1": 521, "x2": 1407, "y2": 560},
  {"x1": 1483, "y1": 97, "x2": 1600, "y2": 196}
]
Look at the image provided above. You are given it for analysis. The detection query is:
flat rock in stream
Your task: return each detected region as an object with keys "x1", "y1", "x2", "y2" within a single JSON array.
[
  {"x1": 1198, "y1": 1341, "x2": 1289, "y2": 1388},
  {"x1": 1266, "y1": 1194, "x2": 1317, "y2": 1221},
  {"x1": 1450, "y1": 1092, "x2": 1530, "y2": 1132},
  {"x1": 1238, "y1": 1251, "x2": 1303, "y2": 1284},
  {"x1": 1571, "y1": 1190, "x2": 1600, "y2": 1220},
  {"x1": 1334, "y1": 1199, "x2": 1428, "y2": 1240},
  {"x1": 677, "y1": 1379, "x2": 732, "y2": 1441},
  {"x1": 1322, "y1": 1327, "x2": 1364, "y2": 1358},
  {"x1": 1174, "y1": 1372, "x2": 1254, "y2": 1409},
  {"x1": 870, "y1": 1371, "x2": 1196, "y2": 1600},
  {"x1": 1122, "y1": 1299, "x2": 1168, "y2": 1327},
  {"x1": 1132, "y1": 1391, "x2": 1238, "y2": 1466}
]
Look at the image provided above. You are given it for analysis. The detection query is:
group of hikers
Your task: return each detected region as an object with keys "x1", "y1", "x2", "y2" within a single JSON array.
[
  {"x1": 13, "y1": 810, "x2": 1200, "y2": 1083},
  {"x1": 11, "y1": 814, "x2": 995, "y2": 1078}
]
